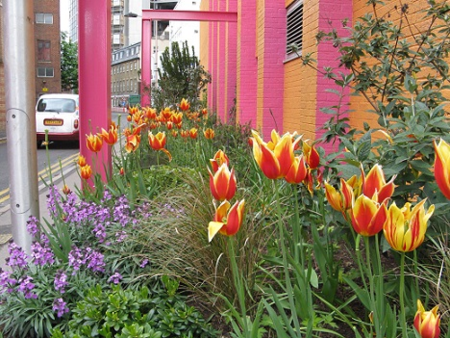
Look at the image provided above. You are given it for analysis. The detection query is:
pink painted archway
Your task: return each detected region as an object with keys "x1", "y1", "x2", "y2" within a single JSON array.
[{"x1": 140, "y1": 9, "x2": 237, "y2": 107}]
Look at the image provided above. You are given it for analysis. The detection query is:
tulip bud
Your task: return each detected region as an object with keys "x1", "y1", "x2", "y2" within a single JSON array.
[{"x1": 414, "y1": 299, "x2": 441, "y2": 338}]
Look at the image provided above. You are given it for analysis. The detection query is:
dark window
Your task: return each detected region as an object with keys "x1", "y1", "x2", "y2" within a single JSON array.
[
  {"x1": 38, "y1": 40, "x2": 51, "y2": 61},
  {"x1": 37, "y1": 67, "x2": 54, "y2": 78},
  {"x1": 35, "y1": 13, "x2": 54, "y2": 24},
  {"x1": 286, "y1": 1, "x2": 303, "y2": 55}
]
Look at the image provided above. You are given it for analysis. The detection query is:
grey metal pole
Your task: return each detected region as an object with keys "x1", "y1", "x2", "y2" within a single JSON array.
[{"x1": 3, "y1": 0, "x2": 40, "y2": 253}]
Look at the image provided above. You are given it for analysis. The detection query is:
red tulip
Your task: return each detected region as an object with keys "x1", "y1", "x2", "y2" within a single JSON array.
[
  {"x1": 209, "y1": 163, "x2": 237, "y2": 201},
  {"x1": 203, "y1": 128, "x2": 215, "y2": 140},
  {"x1": 285, "y1": 155, "x2": 307, "y2": 184},
  {"x1": 362, "y1": 164, "x2": 396, "y2": 202},
  {"x1": 302, "y1": 141, "x2": 320, "y2": 169},
  {"x1": 251, "y1": 129, "x2": 301, "y2": 180}
]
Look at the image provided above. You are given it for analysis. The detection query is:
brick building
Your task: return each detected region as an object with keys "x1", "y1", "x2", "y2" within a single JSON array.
[
  {"x1": 199, "y1": 0, "x2": 445, "y2": 154},
  {"x1": 34, "y1": 0, "x2": 62, "y2": 99},
  {"x1": 0, "y1": 1, "x2": 61, "y2": 137}
]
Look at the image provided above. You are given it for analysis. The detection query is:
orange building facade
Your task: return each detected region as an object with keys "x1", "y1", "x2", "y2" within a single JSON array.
[{"x1": 200, "y1": 0, "x2": 430, "y2": 153}]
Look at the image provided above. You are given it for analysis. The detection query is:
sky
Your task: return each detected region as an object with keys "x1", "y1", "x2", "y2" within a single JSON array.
[{"x1": 60, "y1": 0, "x2": 70, "y2": 33}]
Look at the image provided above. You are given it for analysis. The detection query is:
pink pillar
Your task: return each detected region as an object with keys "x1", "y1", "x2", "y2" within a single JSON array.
[
  {"x1": 78, "y1": 0, "x2": 111, "y2": 182},
  {"x1": 141, "y1": 19, "x2": 152, "y2": 107},
  {"x1": 227, "y1": 0, "x2": 237, "y2": 121},
  {"x1": 262, "y1": 1, "x2": 285, "y2": 137},
  {"x1": 237, "y1": 0, "x2": 257, "y2": 128}
]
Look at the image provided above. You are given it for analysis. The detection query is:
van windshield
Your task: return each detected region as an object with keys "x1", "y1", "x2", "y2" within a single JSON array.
[{"x1": 37, "y1": 98, "x2": 77, "y2": 113}]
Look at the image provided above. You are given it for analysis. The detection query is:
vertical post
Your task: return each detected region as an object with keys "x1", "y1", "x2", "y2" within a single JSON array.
[
  {"x1": 78, "y1": 0, "x2": 112, "y2": 181},
  {"x1": 3, "y1": 0, "x2": 39, "y2": 253},
  {"x1": 141, "y1": 19, "x2": 152, "y2": 107}
]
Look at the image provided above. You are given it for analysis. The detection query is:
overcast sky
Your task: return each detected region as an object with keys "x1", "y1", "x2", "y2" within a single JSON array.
[{"x1": 60, "y1": 0, "x2": 70, "y2": 33}]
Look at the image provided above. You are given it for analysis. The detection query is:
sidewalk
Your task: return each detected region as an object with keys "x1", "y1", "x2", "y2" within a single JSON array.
[{"x1": 0, "y1": 145, "x2": 81, "y2": 270}]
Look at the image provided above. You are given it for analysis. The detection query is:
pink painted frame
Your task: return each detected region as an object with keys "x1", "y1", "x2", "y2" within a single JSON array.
[{"x1": 140, "y1": 9, "x2": 237, "y2": 107}]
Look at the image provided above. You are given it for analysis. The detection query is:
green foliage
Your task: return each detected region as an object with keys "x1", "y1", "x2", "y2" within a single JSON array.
[
  {"x1": 51, "y1": 283, "x2": 218, "y2": 338},
  {"x1": 151, "y1": 41, "x2": 211, "y2": 110},
  {"x1": 60, "y1": 32, "x2": 78, "y2": 92}
]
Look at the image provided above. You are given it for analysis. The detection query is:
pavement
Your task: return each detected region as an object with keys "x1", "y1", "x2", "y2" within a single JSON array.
[
  {"x1": 0, "y1": 131, "x2": 81, "y2": 270},
  {"x1": 0, "y1": 107, "x2": 126, "y2": 270}
]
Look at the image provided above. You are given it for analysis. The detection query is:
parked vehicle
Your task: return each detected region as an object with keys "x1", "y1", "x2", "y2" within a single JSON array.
[{"x1": 36, "y1": 94, "x2": 79, "y2": 145}]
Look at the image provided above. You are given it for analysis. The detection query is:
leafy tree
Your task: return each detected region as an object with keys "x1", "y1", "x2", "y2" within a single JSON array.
[
  {"x1": 151, "y1": 41, "x2": 211, "y2": 110},
  {"x1": 60, "y1": 32, "x2": 78, "y2": 92}
]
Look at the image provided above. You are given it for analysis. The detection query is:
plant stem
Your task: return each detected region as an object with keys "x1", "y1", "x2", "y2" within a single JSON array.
[
  {"x1": 227, "y1": 236, "x2": 249, "y2": 337},
  {"x1": 400, "y1": 252, "x2": 407, "y2": 338},
  {"x1": 275, "y1": 180, "x2": 303, "y2": 336}
]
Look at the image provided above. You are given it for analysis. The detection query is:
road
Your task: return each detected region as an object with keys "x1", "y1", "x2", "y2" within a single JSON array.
[{"x1": 0, "y1": 110, "x2": 124, "y2": 207}]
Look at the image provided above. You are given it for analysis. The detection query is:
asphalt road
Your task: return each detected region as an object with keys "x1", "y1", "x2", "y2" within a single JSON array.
[{"x1": 0, "y1": 110, "x2": 124, "y2": 206}]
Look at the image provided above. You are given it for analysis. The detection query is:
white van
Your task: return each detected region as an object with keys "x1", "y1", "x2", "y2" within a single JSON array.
[{"x1": 36, "y1": 93, "x2": 80, "y2": 144}]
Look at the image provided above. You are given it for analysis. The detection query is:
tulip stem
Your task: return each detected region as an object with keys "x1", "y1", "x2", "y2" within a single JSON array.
[
  {"x1": 227, "y1": 236, "x2": 249, "y2": 336},
  {"x1": 275, "y1": 180, "x2": 303, "y2": 336},
  {"x1": 400, "y1": 252, "x2": 407, "y2": 338}
]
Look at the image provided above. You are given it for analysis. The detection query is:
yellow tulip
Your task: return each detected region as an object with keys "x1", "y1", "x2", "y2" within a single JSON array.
[
  {"x1": 433, "y1": 138, "x2": 450, "y2": 199},
  {"x1": 383, "y1": 199, "x2": 434, "y2": 252}
]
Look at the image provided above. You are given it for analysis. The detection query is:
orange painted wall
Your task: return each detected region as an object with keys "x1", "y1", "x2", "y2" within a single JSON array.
[
  {"x1": 283, "y1": 0, "x2": 319, "y2": 141},
  {"x1": 349, "y1": 0, "x2": 437, "y2": 131},
  {"x1": 256, "y1": 0, "x2": 265, "y2": 129}
]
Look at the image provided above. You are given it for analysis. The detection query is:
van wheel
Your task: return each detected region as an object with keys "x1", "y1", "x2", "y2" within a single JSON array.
[{"x1": 37, "y1": 140, "x2": 42, "y2": 149}]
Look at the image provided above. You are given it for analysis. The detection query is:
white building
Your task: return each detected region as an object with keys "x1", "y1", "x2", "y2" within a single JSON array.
[{"x1": 170, "y1": 0, "x2": 200, "y2": 57}]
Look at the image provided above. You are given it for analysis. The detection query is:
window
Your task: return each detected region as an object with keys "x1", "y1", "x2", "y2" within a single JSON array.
[
  {"x1": 35, "y1": 13, "x2": 53, "y2": 24},
  {"x1": 37, "y1": 40, "x2": 51, "y2": 61},
  {"x1": 286, "y1": 1, "x2": 303, "y2": 57},
  {"x1": 37, "y1": 67, "x2": 54, "y2": 77}
]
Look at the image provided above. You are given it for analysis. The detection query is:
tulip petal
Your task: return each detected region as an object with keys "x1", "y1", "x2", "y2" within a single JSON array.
[{"x1": 208, "y1": 221, "x2": 224, "y2": 242}]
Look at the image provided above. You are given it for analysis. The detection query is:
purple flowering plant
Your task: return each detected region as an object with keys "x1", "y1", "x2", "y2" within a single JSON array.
[{"x1": 0, "y1": 183, "x2": 154, "y2": 338}]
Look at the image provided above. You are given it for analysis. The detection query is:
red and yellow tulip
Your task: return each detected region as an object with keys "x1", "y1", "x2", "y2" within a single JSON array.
[
  {"x1": 362, "y1": 164, "x2": 396, "y2": 202},
  {"x1": 325, "y1": 176, "x2": 357, "y2": 213},
  {"x1": 80, "y1": 164, "x2": 92, "y2": 180},
  {"x1": 414, "y1": 299, "x2": 441, "y2": 338},
  {"x1": 86, "y1": 133, "x2": 103, "y2": 153},
  {"x1": 148, "y1": 131, "x2": 167, "y2": 150},
  {"x1": 179, "y1": 98, "x2": 190, "y2": 111},
  {"x1": 210, "y1": 150, "x2": 230, "y2": 173},
  {"x1": 208, "y1": 199, "x2": 245, "y2": 242},
  {"x1": 189, "y1": 128, "x2": 198, "y2": 139},
  {"x1": 302, "y1": 141, "x2": 320, "y2": 169},
  {"x1": 209, "y1": 163, "x2": 237, "y2": 201},
  {"x1": 251, "y1": 129, "x2": 301, "y2": 180},
  {"x1": 383, "y1": 199, "x2": 434, "y2": 252},
  {"x1": 204, "y1": 128, "x2": 215, "y2": 140},
  {"x1": 77, "y1": 154, "x2": 87, "y2": 167},
  {"x1": 284, "y1": 155, "x2": 307, "y2": 184},
  {"x1": 433, "y1": 138, "x2": 450, "y2": 200},
  {"x1": 99, "y1": 123, "x2": 118, "y2": 145},
  {"x1": 351, "y1": 194, "x2": 388, "y2": 236},
  {"x1": 148, "y1": 131, "x2": 172, "y2": 161},
  {"x1": 124, "y1": 133, "x2": 141, "y2": 153}
]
